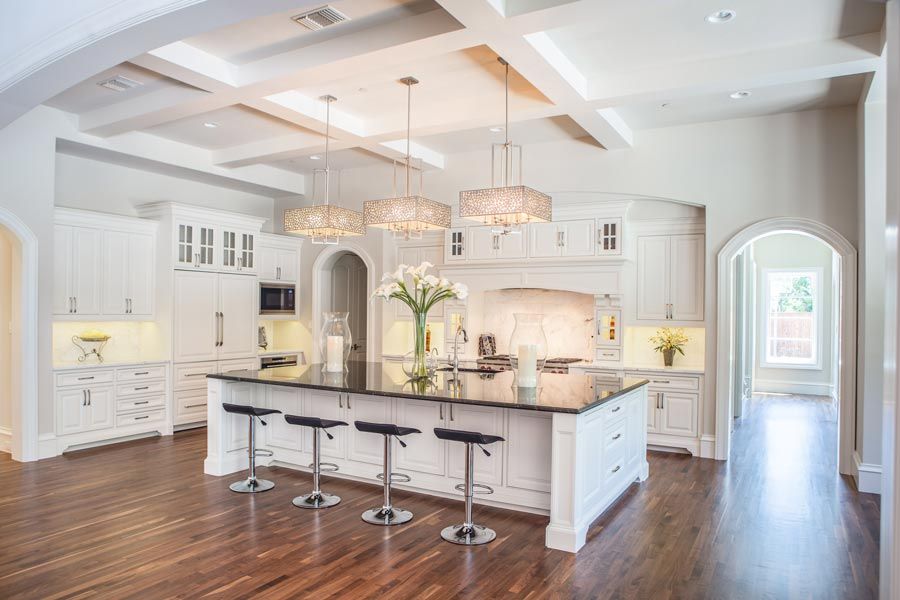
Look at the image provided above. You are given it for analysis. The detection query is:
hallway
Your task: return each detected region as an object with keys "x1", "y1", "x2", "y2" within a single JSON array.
[{"x1": 0, "y1": 393, "x2": 880, "y2": 599}]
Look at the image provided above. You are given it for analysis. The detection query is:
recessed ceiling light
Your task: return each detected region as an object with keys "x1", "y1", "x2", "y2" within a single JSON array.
[
  {"x1": 203, "y1": 121, "x2": 219, "y2": 128},
  {"x1": 729, "y1": 90, "x2": 752, "y2": 99},
  {"x1": 489, "y1": 126, "x2": 504, "y2": 132},
  {"x1": 705, "y1": 9, "x2": 736, "y2": 23},
  {"x1": 310, "y1": 155, "x2": 321, "y2": 160}
]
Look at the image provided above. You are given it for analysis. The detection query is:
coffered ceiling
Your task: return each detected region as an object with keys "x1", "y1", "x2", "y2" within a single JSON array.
[{"x1": 43, "y1": 0, "x2": 886, "y2": 183}]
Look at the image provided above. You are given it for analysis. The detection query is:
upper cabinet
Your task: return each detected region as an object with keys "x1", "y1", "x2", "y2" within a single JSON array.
[
  {"x1": 139, "y1": 203, "x2": 268, "y2": 276},
  {"x1": 528, "y1": 219, "x2": 595, "y2": 258},
  {"x1": 257, "y1": 233, "x2": 302, "y2": 283},
  {"x1": 54, "y1": 209, "x2": 157, "y2": 319},
  {"x1": 468, "y1": 226, "x2": 527, "y2": 261},
  {"x1": 636, "y1": 233, "x2": 705, "y2": 322}
]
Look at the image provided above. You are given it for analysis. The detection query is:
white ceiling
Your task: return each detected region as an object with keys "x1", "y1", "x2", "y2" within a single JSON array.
[{"x1": 41, "y1": 0, "x2": 885, "y2": 188}]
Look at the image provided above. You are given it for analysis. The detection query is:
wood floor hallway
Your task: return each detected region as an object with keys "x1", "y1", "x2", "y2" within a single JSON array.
[{"x1": 0, "y1": 393, "x2": 880, "y2": 599}]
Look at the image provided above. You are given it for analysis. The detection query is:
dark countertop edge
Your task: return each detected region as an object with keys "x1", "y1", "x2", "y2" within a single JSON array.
[{"x1": 206, "y1": 373, "x2": 650, "y2": 414}]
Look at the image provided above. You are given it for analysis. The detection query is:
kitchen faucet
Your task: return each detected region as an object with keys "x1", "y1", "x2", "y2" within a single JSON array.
[{"x1": 452, "y1": 324, "x2": 468, "y2": 376}]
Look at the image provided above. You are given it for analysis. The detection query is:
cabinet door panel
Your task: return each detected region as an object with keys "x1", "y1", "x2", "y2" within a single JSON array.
[
  {"x1": 57, "y1": 389, "x2": 86, "y2": 435},
  {"x1": 528, "y1": 223, "x2": 561, "y2": 258},
  {"x1": 445, "y1": 228, "x2": 466, "y2": 262},
  {"x1": 506, "y1": 410, "x2": 552, "y2": 492},
  {"x1": 257, "y1": 246, "x2": 278, "y2": 280},
  {"x1": 85, "y1": 387, "x2": 115, "y2": 430},
  {"x1": 218, "y1": 274, "x2": 257, "y2": 360},
  {"x1": 497, "y1": 230, "x2": 526, "y2": 259},
  {"x1": 127, "y1": 233, "x2": 154, "y2": 316},
  {"x1": 468, "y1": 227, "x2": 496, "y2": 260},
  {"x1": 101, "y1": 231, "x2": 129, "y2": 315},
  {"x1": 647, "y1": 392, "x2": 660, "y2": 434},
  {"x1": 224, "y1": 383, "x2": 254, "y2": 452},
  {"x1": 346, "y1": 394, "x2": 393, "y2": 465},
  {"x1": 659, "y1": 392, "x2": 698, "y2": 437},
  {"x1": 562, "y1": 220, "x2": 596, "y2": 257},
  {"x1": 71, "y1": 227, "x2": 102, "y2": 315},
  {"x1": 173, "y1": 271, "x2": 218, "y2": 363},
  {"x1": 670, "y1": 234, "x2": 705, "y2": 321},
  {"x1": 302, "y1": 390, "x2": 347, "y2": 460},
  {"x1": 53, "y1": 225, "x2": 73, "y2": 315},
  {"x1": 636, "y1": 235, "x2": 671, "y2": 321},
  {"x1": 394, "y1": 398, "x2": 446, "y2": 476},
  {"x1": 447, "y1": 404, "x2": 504, "y2": 485},
  {"x1": 276, "y1": 249, "x2": 298, "y2": 282},
  {"x1": 265, "y1": 386, "x2": 302, "y2": 451}
]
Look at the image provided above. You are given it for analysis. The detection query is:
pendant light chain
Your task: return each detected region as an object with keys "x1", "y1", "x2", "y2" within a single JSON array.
[
  {"x1": 406, "y1": 79, "x2": 412, "y2": 198},
  {"x1": 324, "y1": 96, "x2": 331, "y2": 207}
]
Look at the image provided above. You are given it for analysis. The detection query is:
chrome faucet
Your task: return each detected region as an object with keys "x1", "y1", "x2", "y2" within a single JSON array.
[{"x1": 452, "y1": 324, "x2": 468, "y2": 376}]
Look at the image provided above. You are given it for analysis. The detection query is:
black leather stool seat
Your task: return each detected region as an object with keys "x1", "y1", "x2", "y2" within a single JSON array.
[
  {"x1": 434, "y1": 427, "x2": 504, "y2": 445},
  {"x1": 223, "y1": 403, "x2": 282, "y2": 418},
  {"x1": 355, "y1": 421, "x2": 421, "y2": 437},
  {"x1": 284, "y1": 415, "x2": 348, "y2": 429}
]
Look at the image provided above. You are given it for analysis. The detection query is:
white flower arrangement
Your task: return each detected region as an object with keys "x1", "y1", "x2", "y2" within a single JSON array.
[{"x1": 372, "y1": 261, "x2": 467, "y2": 313}]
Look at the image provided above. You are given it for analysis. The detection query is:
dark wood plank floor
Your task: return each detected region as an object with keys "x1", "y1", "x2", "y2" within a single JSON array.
[{"x1": 0, "y1": 393, "x2": 880, "y2": 599}]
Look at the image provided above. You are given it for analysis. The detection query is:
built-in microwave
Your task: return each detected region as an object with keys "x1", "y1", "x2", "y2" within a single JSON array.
[{"x1": 259, "y1": 283, "x2": 296, "y2": 315}]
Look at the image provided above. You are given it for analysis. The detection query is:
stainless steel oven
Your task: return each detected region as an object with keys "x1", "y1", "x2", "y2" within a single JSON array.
[{"x1": 259, "y1": 283, "x2": 296, "y2": 316}]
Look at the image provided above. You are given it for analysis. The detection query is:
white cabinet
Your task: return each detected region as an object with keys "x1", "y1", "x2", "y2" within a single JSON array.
[
  {"x1": 447, "y1": 403, "x2": 504, "y2": 486},
  {"x1": 597, "y1": 218, "x2": 623, "y2": 256},
  {"x1": 445, "y1": 228, "x2": 466, "y2": 262},
  {"x1": 217, "y1": 274, "x2": 257, "y2": 360},
  {"x1": 265, "y1": 386, "x2": 303, "y2": 451},
  {"x1": 175, "y1": 222, "x2": 217, "y2": 270},
  {"x1": 394, "y1": 398, "x2": 447, "y2": 476},
  {"x1": 346, "y1": 393, "x2": 394, "y2": 465},
  {"x1": 636, "y1": 234, "x2": 704, "y2": 322},
  {"x1": 56, "y1": 385, "x2": 114, "y2": 435},
  {"x1": 258, "y1": 246, "x2": 299, "y2": 282},
  {"x1": 647, "y1": 391, "x2": 661, "y2": 434},
  {"x1": 658, "y1": 392, "x2": 699, "y2": 438},
  {"x1": 221, "y1": 228, "x2": 256, "y2": 273},
  {"x1": 100, "y1": 231, "x2": 155, "y2": 316},
  {"x1": 302, "y1": 389, "x2": 347, "y2": 460},
  {"x1": 53, "y1": 224, "x2": 101, "y2": 316},
  {"x1": 468, "y1": 226, "x2": 526, "y2": 261},
  {"x1": 528, "y1": 220, "x2": 595, "y2": 258},
  {"x1": 628, "y1": 370, "x2": 701, "y2": 454},
  {"x1": 505, "y1": 410, "x2": 552, "y2": 492}
]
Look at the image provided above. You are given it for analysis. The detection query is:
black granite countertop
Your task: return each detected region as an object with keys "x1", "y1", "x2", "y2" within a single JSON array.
[{"x1": 208, "y1": 361, "x2": 649, "y2": 414}]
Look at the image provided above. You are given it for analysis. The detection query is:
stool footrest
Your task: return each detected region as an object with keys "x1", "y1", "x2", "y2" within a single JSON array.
[
  {"x1": 311, "y1": 461, "x2": 339, "y2": 473},
  {"x1": 376, "y1": 472, "x2": 412, "y2": 483},
  {"x1": 454, "y1": 482, "x2": 494, "y2": 495}
]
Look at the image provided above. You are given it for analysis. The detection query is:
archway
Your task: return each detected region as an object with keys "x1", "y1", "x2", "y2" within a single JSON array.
[
  {"x1": 0, "y1": 209, "x2": 39, "y2": 462},
  {"x1": 716, "y1": 217, "x2": 857, "y2": 475},
  {"x1": 311, "y1": 243, "x2": 378, "y2": 364}
]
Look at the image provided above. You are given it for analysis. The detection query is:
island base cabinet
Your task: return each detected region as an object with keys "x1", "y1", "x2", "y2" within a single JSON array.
[
  {"x1": 302, "y1": 390, "x2": 347, "y2": 460},
  {"x1": 447, "y1": 403, "x2": 504, "y2": 486},
  {"x1": 394, "y1": 398, "x2": 447, "y2": 477},
  {"x1": 265, "y1": 386, "x2": 302, "y2": 452},
  {"x1": 346, "y1": 393, "x2": 393, "y2": 465},
  {"x1": 505, "y1": 411, "x2": 552, "y2": 493}
]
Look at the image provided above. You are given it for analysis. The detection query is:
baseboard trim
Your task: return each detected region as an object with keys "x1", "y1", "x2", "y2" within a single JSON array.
[
  {"x1": 754, "y1": 379, "x2": 833, "y2": 397},
  {"x1": 38, "y1": 433, "x2": 58, "y2": 459},
  {"x1": 853, "y1": 450, "x2": 882, "y2": 494},
  {"x1": 699, "y1": 435, "x2": 716, "y2": 459},
  {"x1": 0, "y1": 426, "x2": 11, "y2": 453}
]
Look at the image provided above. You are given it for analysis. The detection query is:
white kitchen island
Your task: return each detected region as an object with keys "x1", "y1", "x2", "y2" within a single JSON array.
[{"x1": 205, "y1": 362, "x2": 649, "y2": 553}]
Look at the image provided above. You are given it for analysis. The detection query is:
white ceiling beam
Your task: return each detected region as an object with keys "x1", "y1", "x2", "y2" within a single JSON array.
[{"x1": 585, "y1": 33, "x2": 883, "y2": 107}]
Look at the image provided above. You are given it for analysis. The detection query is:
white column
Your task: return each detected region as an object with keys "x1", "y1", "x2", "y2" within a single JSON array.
[{"x1": 546, "y1": 411, "x2": 586, "y2": 552}]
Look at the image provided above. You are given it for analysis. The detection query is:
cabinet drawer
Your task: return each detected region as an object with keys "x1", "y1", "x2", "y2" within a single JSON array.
[
  {"x1": 603, "y1": 418, "x2": 628, "y2": 451},
  {"x1": 629, "y1": 373, "x2": 700, "y2": 391},
  {"x1": 117, "y1": 395, "x2": 166, "y2": 414},
  {"x1": 116, "y1": 366, "x2": 166, "y2": 382},
  {"x1": 602, "y1": 442, "x2": 627, "y2": 486},
  {"x1": 599, "y1": 397, "x2": 627, "y2": 421},
  {"x1": 595, "y1": 348, "x2": 621, "y2": 362},
  {"x1": 117, "y1": 380, "x2": 166, "y2": 397},
  {"x1": 175, "y1": 390, "x2": 208, "y2": 418},
  {"x1": 116, "y1": 409, "x2": 165, "y2": 428},
  {"x1": 174, "y1": 361, "x2": 217, "y2": 390},
  {"x1": 56, "y1": 370, "x2": 114, "y2": 388}
]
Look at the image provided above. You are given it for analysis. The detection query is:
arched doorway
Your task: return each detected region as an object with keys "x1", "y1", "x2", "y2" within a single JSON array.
[
  {"x1": 311, "y1": 244, "x2": 377, "y2": 364},
  {"x1": 0, "y1": 209, "x2": 39, "y2": 462},
  {"x1": 716, "y1": 218, "x2": 857, "y2": 474}
]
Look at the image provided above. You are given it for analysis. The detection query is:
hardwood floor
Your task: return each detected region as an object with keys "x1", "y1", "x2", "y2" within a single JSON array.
[{"x1": 0, "y1": 393, "x2": 880, "y2": 599}]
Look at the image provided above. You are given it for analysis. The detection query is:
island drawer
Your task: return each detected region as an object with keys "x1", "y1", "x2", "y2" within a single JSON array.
[
  {"x1": 602, "y1": 442, "x2": 627, "y2": 487},
  {"x1": 116, "y1": 366, "x2": 166, "y2": 382},
  {"x1": 56, "y1": 370, "x2": 114, "y2": 388},
  {"x1": 603, "y1": 418, "x2": 627, "y2": 451},
  {"x1": 117, "y1": 395, "x2": 166, "y2": 413},
  {"x1": 599, "y1": 397, "x2": 627, "y2": 421},
  {"x1": 116, "y1": 409, "x2": 165, "y2": 428},
  {"x1": 117, "y1": 381, "x2": 166, "y2": 397},
  {"x1": 174, "y1": 361, "x2": 217, "y2": 390}
]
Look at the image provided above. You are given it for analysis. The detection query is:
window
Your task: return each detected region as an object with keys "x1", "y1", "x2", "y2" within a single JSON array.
[{"x1": 763, "y1": 269, "x2": 820, "y2": 367}]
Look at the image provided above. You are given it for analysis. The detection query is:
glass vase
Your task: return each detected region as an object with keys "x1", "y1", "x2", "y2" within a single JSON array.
[
  {"x1": 509, "y1": 313, "x2": 548, "y2": 388},
  {"x1": 320, "y1": 312, "x2": 352, "y2": 372},
  {"x1": 402, "y1": 312, "x2": 432, "y2": 380}
]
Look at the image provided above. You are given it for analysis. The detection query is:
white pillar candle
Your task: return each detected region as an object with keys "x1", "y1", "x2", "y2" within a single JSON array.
[
  {"x1": 326, "y1": 335, "x2": 344, "y2": 372},
  {"x1": 517, "y1": 343, "x2": 538, "y2": 387}
]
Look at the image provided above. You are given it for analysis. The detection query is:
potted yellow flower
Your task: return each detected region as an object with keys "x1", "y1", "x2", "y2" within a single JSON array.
[{"x1": 650, "y1": 328, "x2": 690, "y2": 367}]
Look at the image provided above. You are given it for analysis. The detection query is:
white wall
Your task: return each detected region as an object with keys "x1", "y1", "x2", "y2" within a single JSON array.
[
  {"x1": 55, "y1": 153, "x2": 276, "y2": 229},
  {"x1": 750, "y1": 233, "x2": 835, "y2": 396},
  {"x1": 0, "y1": 227, "x2": 12, "y2": 438},
  {"x1": 330, "y1": 106, "x2": 859, "y2": 440}
]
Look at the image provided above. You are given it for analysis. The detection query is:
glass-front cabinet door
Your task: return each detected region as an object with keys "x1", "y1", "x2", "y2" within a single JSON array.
[
  {"x1": 176, "y1": 223, "x2": 216, "y2": 269},
  {"x1": 221, "y1": 229, "x2": 255, "y2": 272},
  {"x1": 597, "y1": 218, "x2": 622, "y2": 256}
]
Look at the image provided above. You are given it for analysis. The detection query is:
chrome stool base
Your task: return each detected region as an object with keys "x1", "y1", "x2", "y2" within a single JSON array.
[
  {"x1": 292, "y1": 492, "x2": 341, "y2": 509},
  {"x1": 362, "y1": 507, "x2": 413, "y2": 526},
  {"x1": 440, "y1": 524, "x2": 496, "y2": 545},
  {"x1": 229, "y1": 478, "x2": 275, "y2": 493}
]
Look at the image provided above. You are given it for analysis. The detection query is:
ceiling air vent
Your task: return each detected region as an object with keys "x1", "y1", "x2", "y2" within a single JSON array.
[
  {"x1": 97, "y1": 75, "x2": 143, "y2": 92},
  {"x1": 291, "y1": 6, "x2": 350, "y2": 30}
]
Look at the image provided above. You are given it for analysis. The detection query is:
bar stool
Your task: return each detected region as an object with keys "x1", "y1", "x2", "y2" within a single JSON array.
[
  {"x1": 354, "y1": 421, "x2": 421, "y2": 526},
  {"x1": 284, "y1": 415, "x2": 348, "y2": 509},
  {"x1": 434, "y1": 427, "x2": 505, "y2": 545},
  {"x1": 222, "y1": 402, "x2": 282, "y2": 493}
]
